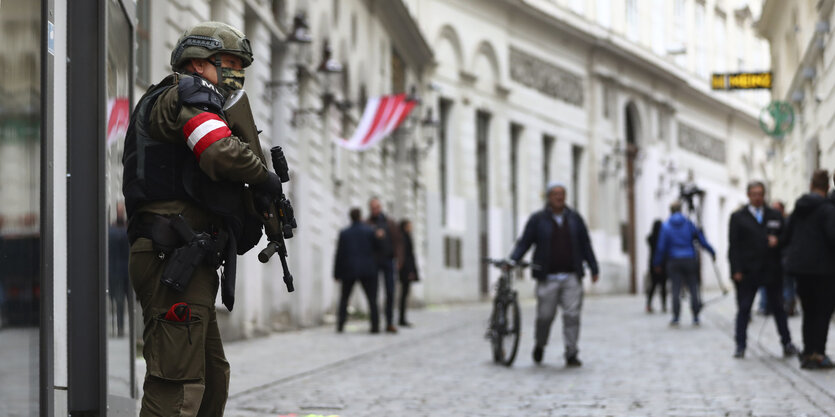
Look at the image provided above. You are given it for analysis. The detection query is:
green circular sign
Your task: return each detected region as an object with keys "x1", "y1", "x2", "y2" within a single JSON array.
[{"x1": 759, "y1": 101, "x2": 795, "y2": 139}]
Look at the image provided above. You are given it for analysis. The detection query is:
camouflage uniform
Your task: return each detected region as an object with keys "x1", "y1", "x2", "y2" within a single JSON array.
[{"x1": 123, "y1": 22, "x2": 268, "y2": 417}]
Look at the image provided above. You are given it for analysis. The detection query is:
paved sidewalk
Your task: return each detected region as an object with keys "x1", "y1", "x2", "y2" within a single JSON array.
[{"x1": 218, "y1": 292, "x2": 835, "y2": 416}]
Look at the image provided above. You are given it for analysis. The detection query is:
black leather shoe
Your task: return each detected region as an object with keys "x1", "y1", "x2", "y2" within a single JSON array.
[
  {"x1": 800, "y1": 354, "x2": 821, "y2": 369},
  {"x1": 783, "y1": 343, "x2": 799, "y2": 357},
  {"x1": 565, "y1": 355, "x2": 582, "y2": 367},
  {"x1": 733, "y1": 347, "x2": 745, "y2": 359},
  {"x1": 532, "y1": 346, "x2": 544, "y2": 364}
]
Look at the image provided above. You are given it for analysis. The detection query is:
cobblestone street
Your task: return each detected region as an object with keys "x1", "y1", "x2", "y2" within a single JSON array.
[{"x1": 222, "y1": 293, "x2": 835, "y2": 417}]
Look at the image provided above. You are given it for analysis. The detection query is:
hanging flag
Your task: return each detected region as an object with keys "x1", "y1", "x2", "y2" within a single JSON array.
[{"x1": 336, "y1": 93, "x2": 417, "y2": 150}]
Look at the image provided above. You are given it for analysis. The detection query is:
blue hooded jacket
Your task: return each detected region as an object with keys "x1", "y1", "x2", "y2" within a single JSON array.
[{"x1": 652, "y1": 212, "x2": 715, "y2": 267}]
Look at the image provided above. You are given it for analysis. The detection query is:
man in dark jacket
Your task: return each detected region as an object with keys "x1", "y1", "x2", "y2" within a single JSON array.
[
  {"x1": 510, "y1": 182, "x2": 599, "y2": 367},
  {"x1": 653, "y1": 201, "x2": 715, "y2": 326},
  {"x1": 334, "y1": 208, "x2": 380, "y2": 333},
  {"x1": 728, "y1": 181, "x2": 797, "y2": 359},
  {"x1": 782, "y1": 170, "x2": 835, "y2": 369},
  {"x1": 367, "y1": 198, "x2": 403, "y2": 333}
]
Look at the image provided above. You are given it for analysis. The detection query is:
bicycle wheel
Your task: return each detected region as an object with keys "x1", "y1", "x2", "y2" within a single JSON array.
[{"x1": 490, "y1": 295, "x2": 521, "y2": 366}]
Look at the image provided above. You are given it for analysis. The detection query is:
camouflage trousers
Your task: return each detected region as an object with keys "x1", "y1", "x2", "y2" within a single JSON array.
[{"x1": 130, "y1": 237, "x2": 230, "y2": 417}]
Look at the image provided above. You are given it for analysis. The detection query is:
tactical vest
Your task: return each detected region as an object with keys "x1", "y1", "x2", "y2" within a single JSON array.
[
  {"x1": 122, "y1": 75, "x2": 192, "y2": 218},
  {"x1": 123, "y1": 74, "x2": 258, "y2": 243}
]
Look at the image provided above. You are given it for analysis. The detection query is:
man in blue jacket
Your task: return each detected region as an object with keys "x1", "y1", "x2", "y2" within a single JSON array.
[
  {"x1": 510, "y1": 182, "x2": 599, "y2": 367},
  {"x1": 334, "y1": 208, "x2": 380, "y2": 333},
  {"x1": 653, "y1": 201, "x2": 716, "y2": 326}
]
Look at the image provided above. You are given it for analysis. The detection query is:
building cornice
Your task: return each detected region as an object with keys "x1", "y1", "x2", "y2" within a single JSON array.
[
  {"x1": 779, "y1": 0, "x2": 835, "y2": 102},
  {"x1": 755, "y1": 0, "x2": 778, "y2": 38},
  {"x1": 243, "y1": 0, "x2": 287, "y2": 43},
  {"x1": 374, "y1": 0, "x2": 434, "y2": 71},
  {"x1": 510, "y1": 0, "x2": 762, "y2": 125}
]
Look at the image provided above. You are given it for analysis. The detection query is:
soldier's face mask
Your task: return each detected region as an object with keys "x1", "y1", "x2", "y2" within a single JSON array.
[{"x1": 220, "y1": 67, "x2": 246, "y2": 91}]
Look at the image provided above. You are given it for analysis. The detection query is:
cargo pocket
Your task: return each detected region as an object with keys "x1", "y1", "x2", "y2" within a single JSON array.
[{"x1": 147, "y1": 312, "x2": 205, "y2": 382}]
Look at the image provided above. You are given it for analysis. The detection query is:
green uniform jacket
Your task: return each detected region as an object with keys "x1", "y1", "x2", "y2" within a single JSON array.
[{"x1": 136, "y1": 73, "x2": 268, "y2": 225}]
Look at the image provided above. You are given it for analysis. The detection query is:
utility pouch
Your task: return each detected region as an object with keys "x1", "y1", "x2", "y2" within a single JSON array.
[{"x1": 147, "y1": 309, "x2": 205, "y2": 381}]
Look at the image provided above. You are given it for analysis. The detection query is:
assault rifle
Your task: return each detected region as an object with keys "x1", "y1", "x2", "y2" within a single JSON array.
[
  {"x1": 223, "y1": 90, "x2": 298, "y2": 294},
  {"x1": 257, "y1": 146, "x2": 298, "y2": 292}
]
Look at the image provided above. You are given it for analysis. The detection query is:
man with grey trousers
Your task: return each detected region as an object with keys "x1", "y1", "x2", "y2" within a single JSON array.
[{"x1": 510, "y1": 182, "x2": 599, "y2": 367}]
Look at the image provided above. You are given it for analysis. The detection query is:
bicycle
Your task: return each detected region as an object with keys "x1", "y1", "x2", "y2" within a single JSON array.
[{"x1": 484, "y1": 258, "x2": 531, "y2": 366}]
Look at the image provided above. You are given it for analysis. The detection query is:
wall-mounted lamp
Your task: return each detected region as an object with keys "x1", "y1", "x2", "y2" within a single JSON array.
[
  {"x1": 597, "y1": 140, "x2": 644, "y2": 183},
  {"x1": 267, "y1": 14, "x2": 313, "y2": 94},
  {"x1": 287, "y1": 13, "x2": 313, "y2": 69},
  {"x1": 415, "y1": 108, "x2": 439, "y2": 159},
  {"x1": 290, "y1": 42, "x2": 350, "y2": 127},
  {"x1": 318, "y1": 41, "x2": 344, "y2": 110}
]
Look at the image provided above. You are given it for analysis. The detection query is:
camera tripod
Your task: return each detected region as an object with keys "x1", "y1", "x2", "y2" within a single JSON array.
[{"x1": 678, "y1": 183, "x2": 729, "y2": 307}]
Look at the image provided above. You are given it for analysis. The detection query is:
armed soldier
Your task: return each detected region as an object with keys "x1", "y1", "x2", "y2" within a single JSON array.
[{"x1": 122, "y1": 22, "x2": 285, "y2": 416}]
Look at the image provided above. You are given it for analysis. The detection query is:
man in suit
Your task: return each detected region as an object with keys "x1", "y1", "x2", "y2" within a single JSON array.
[
  {"x1": 367, "y1": 198, "x2": 404, "y2": 333},
  {"x1": 728, "y1": 181, "x2": 798, "y2": 359},
  {"x1": 334, "y1": 208, "x2": 380, "y2": 333}
]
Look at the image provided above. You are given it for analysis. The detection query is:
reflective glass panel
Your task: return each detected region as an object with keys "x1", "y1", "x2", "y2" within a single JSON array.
[
  {"x1": 106, "y1": 0, "x2": 136, "y2": 407},
  {"x1": 0, "y1": 1, "x2": 42, "y2": 415}
]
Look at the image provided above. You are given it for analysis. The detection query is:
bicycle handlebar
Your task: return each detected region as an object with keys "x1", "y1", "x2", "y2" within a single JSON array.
[{"x1": 482, "y1": 257, "x2": 536, "y2": 270}]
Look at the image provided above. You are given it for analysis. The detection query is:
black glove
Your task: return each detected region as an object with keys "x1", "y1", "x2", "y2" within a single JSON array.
[{"x1": 252, "y1": 172, "x2": 283, "y2": 196}]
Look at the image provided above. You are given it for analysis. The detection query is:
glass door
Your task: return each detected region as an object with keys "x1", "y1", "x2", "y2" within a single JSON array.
[
  {"x1": 0, "y1": 1, "x2": 43, "y2": 415},
  {"x1": 105, "y1": 0, "x2": 137, "y2": 414}
]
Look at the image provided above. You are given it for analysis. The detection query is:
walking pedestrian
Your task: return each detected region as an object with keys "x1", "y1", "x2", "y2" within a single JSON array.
[
  {"x1": 334, "y1": 208, "x2": 380, "y2": 333},
  {"x1": 771, "y1": 200, "x2": 798, "y2": 316},
  {"x1": 781, "y1": 170, "x2": 835, "y2": 369},
  {"x1": 645, "y1": 219, "x2": 667, "y2": 313},
  {"x1": 398, "y1": 219, "x2": 420, "y2": 327},
  {"x1": 652, "y1": 201, "x2": 716, "y2": 326},
  {"x1": 398, "y1": 219, "x2": 419, "y2": 327},
  {"x1": 108, "y1": 203, "x2": 130, "y2": 338},
  {"x1": 510, "y1": 182, "x2": 599, "y2": 367},
  {"x1": 367, "y1": 198, "x2": 404, "y2": 333},
  {"x1": 728, "y1": 181, "x2": 797, "y2": 359},
  {"x1": 122, "y1": 22, "x2": 281, "y2": 415}
]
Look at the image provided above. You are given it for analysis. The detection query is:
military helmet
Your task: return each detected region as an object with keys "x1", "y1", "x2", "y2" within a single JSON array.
[{"x1": 170, "y1": 21, "x2": 254, "y2": 71}]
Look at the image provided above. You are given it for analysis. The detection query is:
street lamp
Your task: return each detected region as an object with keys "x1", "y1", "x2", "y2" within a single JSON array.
[
  {"x1": 318, "y1": 41, "x2": 343, "y2": 110},
  {"x1": 266, "y1": 13, "x2": 312, "y2": 95},
  {"x1": 287, "y1": 13, "x2": 312, "y2": 70}
]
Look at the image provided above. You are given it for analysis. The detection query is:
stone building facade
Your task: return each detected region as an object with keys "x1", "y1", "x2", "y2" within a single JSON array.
[
  {"x1": 125, "y1": 0, "x2": 777, "y2": 336},
  {"x1": 758, "y1": 0, "x2": 835, "y2": 206},
  {"x1": 134, "y1": 0, "x2": 433, "y2": 336},
  {"x1": 404, "y1": 0, "x2": 773, "y2": 300}
]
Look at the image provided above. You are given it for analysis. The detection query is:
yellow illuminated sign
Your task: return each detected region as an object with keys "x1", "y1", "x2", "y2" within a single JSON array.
[{"x1": 711, "y1": 72, "x2": 772, "y2": 90}]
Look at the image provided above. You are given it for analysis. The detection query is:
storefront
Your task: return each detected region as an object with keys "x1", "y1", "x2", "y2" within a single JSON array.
[{"x1": 0, "y1": 0, "x2": 138, "y2": 415}]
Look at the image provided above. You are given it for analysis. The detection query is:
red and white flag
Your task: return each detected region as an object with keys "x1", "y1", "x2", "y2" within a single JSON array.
[{"x1": 337, "y1": 93, "x2": 416, "y2": 150}]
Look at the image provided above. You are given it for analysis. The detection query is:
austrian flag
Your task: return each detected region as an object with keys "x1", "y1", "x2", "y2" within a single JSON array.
[
  {"x1": 183, "y1": 112, "x2": 232, "y2": 160},
  {"x1": 337, "y1": 93, "x2": 416, "y2": 151}
]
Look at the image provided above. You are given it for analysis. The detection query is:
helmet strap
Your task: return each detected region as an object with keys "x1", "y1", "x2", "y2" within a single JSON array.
[{"x1": 213, "y1": 55, "x2": 224, "y2": 86}]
